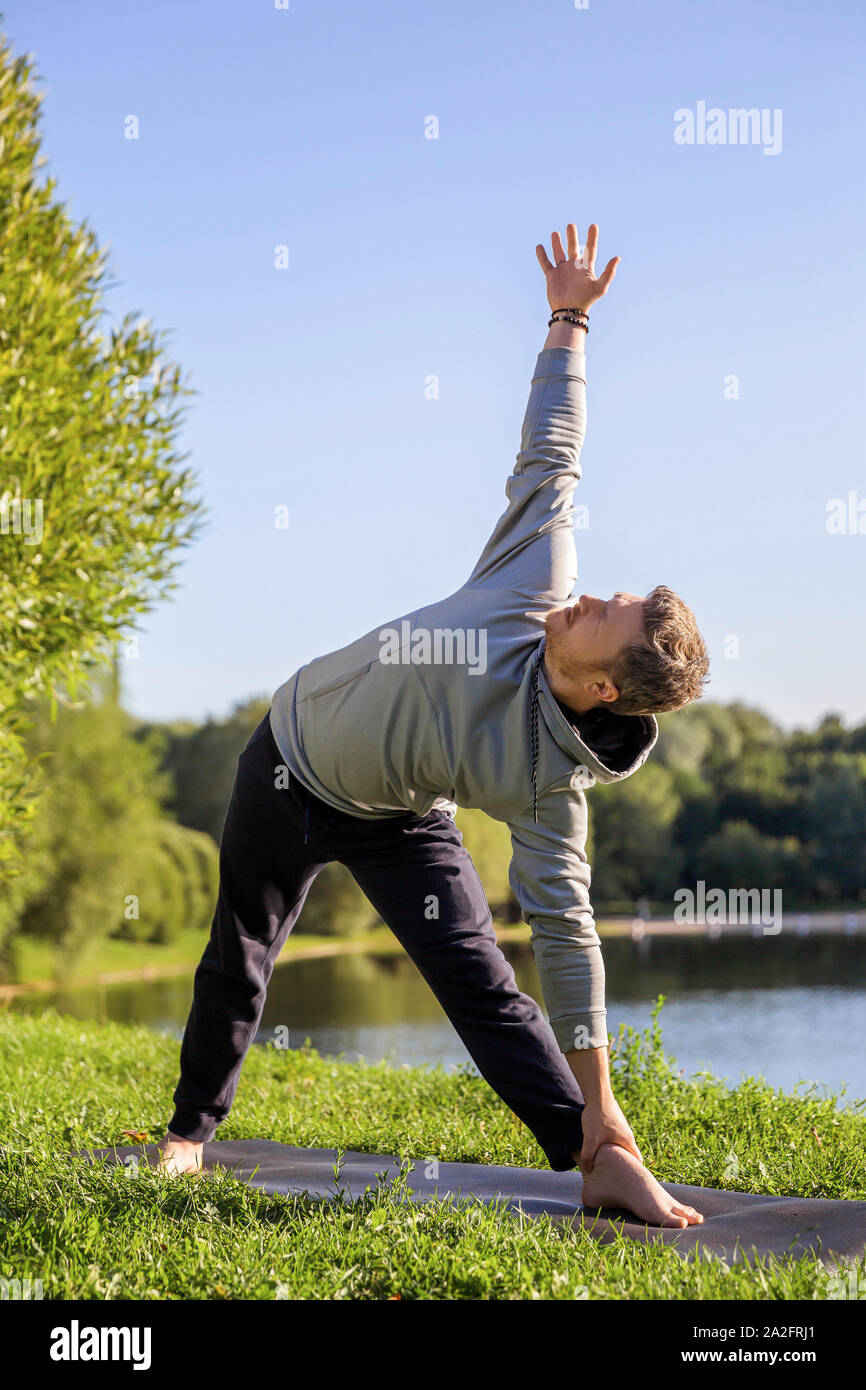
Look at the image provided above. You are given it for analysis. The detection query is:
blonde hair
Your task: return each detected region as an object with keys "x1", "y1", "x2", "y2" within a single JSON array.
[{"x1": 610, "y1": 585, "x2": 710, "y2": 715}]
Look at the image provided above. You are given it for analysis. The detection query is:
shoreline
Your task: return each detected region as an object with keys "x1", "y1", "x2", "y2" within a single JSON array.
[
  {"x1": 2, "y1": 912, "x2": 863, "y2": 1001},
  {"x1": 2, "y1": 926, "x2": 532, "y2": 1001}
]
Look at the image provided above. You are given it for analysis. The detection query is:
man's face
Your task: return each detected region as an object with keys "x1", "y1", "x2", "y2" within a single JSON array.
[{"x1": 543, "y1": 591, "x2": 646, "y2": 710}]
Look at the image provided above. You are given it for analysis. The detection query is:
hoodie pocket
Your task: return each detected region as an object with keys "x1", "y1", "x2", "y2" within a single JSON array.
[{"x1": 306, "y1": 661, "x2": 375, "y2": 701}]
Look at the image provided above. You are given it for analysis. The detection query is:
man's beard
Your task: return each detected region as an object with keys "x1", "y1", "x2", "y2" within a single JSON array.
[{"x1": 543, "y1": 615, "x2": 595, "y2": 689}]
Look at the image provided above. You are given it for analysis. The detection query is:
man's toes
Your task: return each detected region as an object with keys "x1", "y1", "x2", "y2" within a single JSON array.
[
  {"x1": 679, "y1": 1204, "x2": 703, "y2": 1223},
  {"x1": 671, "y1": 1202, "x2": 703, "y2": 1225}
]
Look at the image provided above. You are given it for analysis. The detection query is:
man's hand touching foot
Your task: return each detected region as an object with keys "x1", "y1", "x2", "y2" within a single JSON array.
[
  {"x1": 578, "y1": 1094, "x2": 643, "y2": 1171},
  {"x1": 564, "y1": 1043, "x2": 702, "y2": 1227}
]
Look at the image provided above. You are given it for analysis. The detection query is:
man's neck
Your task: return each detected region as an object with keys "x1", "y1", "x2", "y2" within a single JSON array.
[{"x1": 542, "y1": 653, "x2": 599, "y2": 714}]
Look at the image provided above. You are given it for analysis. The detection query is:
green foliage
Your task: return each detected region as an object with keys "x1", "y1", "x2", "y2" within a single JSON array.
[
  {"x1": 4, "y1": 686, "x2": 218, "y2": 977},
  {"x1": 800, "y1": 753, "x2": 866, "y2": 900},
  {"x1": 698, "y1": 821, "x2": 801, "y2": 893},
  {"x1": 298, "y1": 862, "x2": 380, "y2": 937},
  {"x1": 657, "y1": 702, "x2": 866, "y2": 908},
  {"x1": 11, "y1": 688, "x2": 166, "y2": 974},
  {"x1": 113, "y1": 823, "x2": 209, "y2": 948},
  {"x1": 589, "y1": 761, "x2": 684, "y2": 901},
  {"x1": 0, "y1": 33, "x2": 204, "y2": 884},
  {"x1": 136, "y1": 697, "x2": 271, "y2": 843},
  {"x1": 454, "y1": 806, "x2": 516, "y2": 916},
  {"x1": 150, "y1": 821, "x2": 216, "y2": 943}
]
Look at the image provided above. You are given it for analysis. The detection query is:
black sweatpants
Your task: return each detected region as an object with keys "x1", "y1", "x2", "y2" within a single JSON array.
[{"x1": 168, "y1": 714, "x2": 586, "y2": 1170}]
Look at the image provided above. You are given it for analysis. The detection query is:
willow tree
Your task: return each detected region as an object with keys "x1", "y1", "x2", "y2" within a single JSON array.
[
  {"x1": 0, "y1": 34, "x2": 203, "y2": 918},
  {"x1": 14, "y1": 689, "x2": 220, "y2": 977}
]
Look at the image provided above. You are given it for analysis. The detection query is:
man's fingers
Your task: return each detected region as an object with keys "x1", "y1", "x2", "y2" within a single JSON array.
[
  {"x1": 608, "y1": 1132, "x2": 641, "y2": 1164},
  {"x1": 582, "y1": 1131, "x2": 642, "y2": 1174},
  {"x1": 584, "y1": 223, "x2": 599, "y2": 270},
  {"x1": 551, "y1": 229, "x2": 567, "y2": 264},
  {"x1": 538, "y1": 227, "x2": 619, "y2": 295},
  {"x1": 597, "y1": 255, "x2": 620, "y2": 292}
]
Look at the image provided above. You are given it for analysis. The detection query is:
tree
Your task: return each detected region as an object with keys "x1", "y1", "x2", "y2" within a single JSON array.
[
  {"x1": 653, "y1": 705, "x2": 714, "y2": 776},
  {"x1": 114, "y1": 820, "x2": 219, "y2": 946},
  {"x1": 587, "y1": 762, "x2": 684, "y2": 903},
  {"x1": 9, "y1": 686, "x2": 219, "y2": 977},
  {"x1": 801, "y1": 754, "x2": 866, "y2": 902},
  {"x1": 138, "y1": 697, "x2": 271, "y2": 843},
  {"x1": 0, "y1": 33, "x2": 203, "y2": 914},
  {"x1": 696, "y1": 820, "x2": 800, "y2": 893}
]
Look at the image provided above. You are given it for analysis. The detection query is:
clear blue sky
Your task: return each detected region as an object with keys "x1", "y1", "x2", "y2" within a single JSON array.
[{"x1": 5, "y1": 0, "x2": 865, "y2": 729}]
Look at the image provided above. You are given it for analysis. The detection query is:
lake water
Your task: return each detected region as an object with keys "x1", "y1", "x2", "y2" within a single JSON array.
[{"x1": 10, "y1": 933, "x2": 866, "y2": 1107}]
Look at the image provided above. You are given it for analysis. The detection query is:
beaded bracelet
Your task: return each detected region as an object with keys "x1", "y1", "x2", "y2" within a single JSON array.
[{"x1": 548, "y1": 312, "x2": 589, "y2": 331}]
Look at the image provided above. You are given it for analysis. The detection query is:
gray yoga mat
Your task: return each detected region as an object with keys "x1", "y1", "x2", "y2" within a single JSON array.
[{"x1": 82, "y1": 1139, "x2": 866, "y2": 1265}]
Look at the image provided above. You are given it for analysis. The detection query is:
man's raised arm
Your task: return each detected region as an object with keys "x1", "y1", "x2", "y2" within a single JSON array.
[{"x1": 465, "y1": 223, "x2": 619, "y2": 601}]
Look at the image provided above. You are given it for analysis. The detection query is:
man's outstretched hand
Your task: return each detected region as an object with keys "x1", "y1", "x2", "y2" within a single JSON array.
[{"x1": 536, "y1": 222, "x2": 619, "y2": 313}]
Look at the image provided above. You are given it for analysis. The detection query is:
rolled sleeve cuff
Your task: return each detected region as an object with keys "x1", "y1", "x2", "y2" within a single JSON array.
[
  {"x1": 549, "y1": 1010, "x2": 609, "y2": 1053},
  {"x1": 533, "y1": 345, "x2": 587, "y2": 382}
]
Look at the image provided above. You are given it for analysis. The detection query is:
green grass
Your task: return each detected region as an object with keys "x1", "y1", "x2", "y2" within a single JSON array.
[{"x1": 0, "y1": 1004, "x2": 863, "y2": 1300}]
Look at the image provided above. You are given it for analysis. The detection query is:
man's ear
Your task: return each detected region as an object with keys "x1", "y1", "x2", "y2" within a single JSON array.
[{"x1": 589, "y1": 677, "x2": 619, "y2": 705}]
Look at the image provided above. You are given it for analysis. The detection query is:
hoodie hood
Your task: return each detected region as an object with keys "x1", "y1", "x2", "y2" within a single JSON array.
[{"x1": 530, "y1": 641, "x2": 657, "y2": 818}]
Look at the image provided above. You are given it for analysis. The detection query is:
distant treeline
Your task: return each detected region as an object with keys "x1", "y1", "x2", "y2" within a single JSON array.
[{"x1": 139, "y1": 694, "x2": 866, "y2": 928}]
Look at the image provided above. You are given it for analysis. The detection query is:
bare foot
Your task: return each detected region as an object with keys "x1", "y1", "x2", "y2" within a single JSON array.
[
  {"x1": 156, "y1": 1133, "x2": 203, "y2": 1177},
  {"x1": 581, "y1": 1143, "x2": 704, "y2": 1228}
]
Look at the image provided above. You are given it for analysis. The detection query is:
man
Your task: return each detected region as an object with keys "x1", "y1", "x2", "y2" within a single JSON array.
[{"x1": 159, "y1": 220, "x2": 709, "y2": 1229}]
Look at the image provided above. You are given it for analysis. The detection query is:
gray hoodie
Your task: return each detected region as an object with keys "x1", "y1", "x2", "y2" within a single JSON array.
[{"x1": 269, "y1": 345, "x2": 657, "y2": 1052}]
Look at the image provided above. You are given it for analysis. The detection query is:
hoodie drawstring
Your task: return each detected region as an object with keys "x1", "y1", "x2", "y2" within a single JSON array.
[{"x1": 530, "y1": 649, "x2": 541, "y2": 823}]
